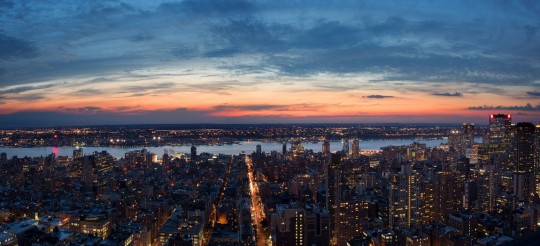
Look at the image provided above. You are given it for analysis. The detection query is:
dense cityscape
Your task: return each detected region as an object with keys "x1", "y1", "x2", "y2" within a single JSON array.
[
  {"x1": 0, "y1": 114, "x2": 538, "y2": 246},
  {"x1": 2, "y1": 1, "x2": 540, "y2": 246}
]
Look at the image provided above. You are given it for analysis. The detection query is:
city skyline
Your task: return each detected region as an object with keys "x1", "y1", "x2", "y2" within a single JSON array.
[{"x1": 1, "y1": 0, "x2": 540, "y2": 127}]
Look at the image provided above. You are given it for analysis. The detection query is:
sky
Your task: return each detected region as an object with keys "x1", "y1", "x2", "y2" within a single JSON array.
[{"x1": 0, "y1": 0, "x2": 539, "y2": 127}]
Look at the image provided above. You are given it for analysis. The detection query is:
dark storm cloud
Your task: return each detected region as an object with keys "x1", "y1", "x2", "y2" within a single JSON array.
[
  {"x1": 467, "y1": 103, "x2": 540, "y2": 111},
  {"x1": 526, "y1": 91, "x2": 540, "y2": 97},
  {"x1": 364, "y1": 95, "x2": 394, "y2": 99},
  {"x1": 433, "y1": 92, "x2": 463, "y2": 97}
]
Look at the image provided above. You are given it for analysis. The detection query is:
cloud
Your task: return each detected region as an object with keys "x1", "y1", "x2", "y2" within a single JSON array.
[
  {"x1": 76, "y1": 88, "x2": 102, "y2": 95},
  {"x1": 364, "y1": 94, "x2": 394, "y2": 99},
  {"x1": 213, "y1": 104, "x2": 288, "y2": 111},
  {"x1": 467, "y1": 103, "x2": 540, "y2": 111},
  {"x1": 0, "y1": 108, "x2": 218, "y2": 128},
  {"x1": 129, "y1": 33, "x2": 154, "y2": 43},
  {"x1": 1, "y1": 0, "x2": 540, "y2": 89},
  {"x1": 0, "y1": 32, "x2": 38, "y2": 60},
  {"x1": 158, "y1": 0, "x2": 253, "y2": 16},
  {"x1": 0, "y1": 83, "x2": 55, "y2": 95},
  {"x1": 124, "y1": 82, "x2": 175, "y2": 92},
  {"x1": 0, "y1": 0, "x2": 540, "y2": 125},
  {"x1": 0, "y1": 0, "x2": 14, "y2": 8},
  {"x1": 433, "y1": 92, "x2": 463, "y2": 97},
  {"x1": 526, "y1": 91, "x2": 540, "y2": 97},
  {"x1": 59, "y1": 106, "x2": 102, "y2": 113}
]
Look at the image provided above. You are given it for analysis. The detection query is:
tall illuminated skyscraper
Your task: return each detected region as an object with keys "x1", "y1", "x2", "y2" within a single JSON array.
[
  {"x1": 73, "y1": 148, "x2": 83, "y2": 159},
  {"x1": 512, "y1": 122, "x2": 536, "y2": 204},
  {"x1": 342, "y1": 139, "x2": 349, "y2": 157},
  {"x1": 322, "y1": 140, "x2": 330, "y2": 157},
  {"x1": 389, "y1": 165, "x2": 421, "y2": 228},
  {"x1": 326, "y1": 153, "x2": 341, "y2": 243},
  {"x1": 478, "y1": 164, "x2": 497, "y2": 212},
  {"x1": 351, "y1": 138, "x2": 360, "y2": 159},
  {"x1": 462, "y1": 123, "x2": 475, "y2": 159},
  {"x1": 489, "y1": 114, "x2": 512, "y2": 145},
  {"x1": 536, "y1": 124, "x2": 540, "y2": 195},
  {"x1": 275, "y1": 204, "x2": 306, "y2": 246}
]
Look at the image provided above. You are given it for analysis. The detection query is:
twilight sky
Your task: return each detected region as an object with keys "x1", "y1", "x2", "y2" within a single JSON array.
[{"x1": 1, "y1": 0, "x2": 539, "y2": 127}]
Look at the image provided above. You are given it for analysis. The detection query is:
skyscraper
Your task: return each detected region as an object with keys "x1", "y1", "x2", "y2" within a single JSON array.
[
  {"x1": 326, "y1": 153, "x2": 341, "y2": 243},
  {"x1": 274, "y1": 204, "x2": 330, "y2": 246},
  {"x1": 512, "y1": 122, "x2": 536, "y2": 204},
  {"x1": 275, "y1": 204, "x2": 306, "y2": 246},
  {"x1": 342, "y1": 139, "x2": 349, "y2": 157},
  {"x1": 489, "y1": 114, "x2": 512, "y2": 145},
  {"x1": 256, "y1": 144, "x2": 262, "y2": 155},
  {"x1": 478, "y1": 164, "x2": 497, "y2": 212},
  {"x1": 337, "y1": 196, "x2": 369, "y2": 245},
  {"x1": 191, "y1": 146, "x2": 197, "y2": 161},
  {"x1": 351, "y1": 138, "x2": 360, "y2": 159},
  {"x1": 73, "y1": 148, "x2": 83, "y2": 159},
  {"x1": 82, "y1": 156, "x2": 95, "y2": 190},
  {"x1": 322, "y1": 140, "x2": 330, "y2": 157},
  {"x1": 389, "y1": 165, "x2": 421, "y2": 228},
  {"x1": 536, "y1": 125, "x2": 540, "y2": 195},
  {"x1": 462, "y1": 123, "x2": 475, "y2": 159}
]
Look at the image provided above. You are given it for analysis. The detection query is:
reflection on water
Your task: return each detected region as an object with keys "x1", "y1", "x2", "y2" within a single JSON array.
[
  {"x1": 52, "y1": 146, "x2": 59, "y2": 156},
  {"x1": 0, "y1": 137, "x2": 481, "y2": 159}
]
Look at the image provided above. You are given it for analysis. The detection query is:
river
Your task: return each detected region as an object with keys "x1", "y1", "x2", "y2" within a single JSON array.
[{"x1": 0, "y1": 138, "x2": 481, "y2": 159}]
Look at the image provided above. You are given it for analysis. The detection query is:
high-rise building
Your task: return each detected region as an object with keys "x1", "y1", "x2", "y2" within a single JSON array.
[
  {"x1": 256, "y1": 144, "x2": 262, "y2": 155},
  {"x1": 433, "y1": 167, "x2": 461, "y2": 223},
  {"x1": 477, "y1": 164, "x2": 497, "y2": 212},
  {"x1": 305, "y1": 204, "x2": 330, "y2": 246},
  {"x1": 73, "y1": 148, "x2": 83, "y2": 159},
  {"x1": 292, "y1": 142, "x2": 305, "y2": 157},
  {"x1": 536, "y1": 124, "x2": 540, "y2": 195},
  {"x1": 190, "y1": 146, "x2": 197, "y2": 161},
  {"x1": 512, "y1": 122, "x2": 536, "y2": 204},
  {"x1": 342, "y1": 139, "x2": 349, "y2": 157},
  {"x1": 275, "y1": 204, "x2": 306, "y2": 246},
  {"x1": 336, "y1": 196, "x2": 369, "y2": 245},
  {"x1": 162, "y1": 153, "x2": 170, "y2": 167},
  {"x1": 326, "y1": 153, "x2": 341, "y2": 242},
  {"x1": 322, "y1": 141, "x2": 330, "y2": 157},
  {"x1": 389, "y1": 165, "x2": 421, "y2": 228},
  {"x1": 489, "y1": 114, "x2": 512, "y2": 145},
  {"x1": 448, "y1": 129, "x2": 463, "y2": 159},
  {"x1": 82, "y1": 156, "x2": 95, "y2": 190},
  {"x1": 462, "y1": 123, "x2": 475, "y2": 159},
  {"x1": 274, "y1": 204, "x2": 329, "y2": 246},
  {"x1": 351, "y1": 139, "x2": 360, "y2": 159},
  {"x1": 420, "y1": 174, "x2": 436, "y2": 225},
  {"x1": 283, "y1": 143, "x2": 287, "y2": 155}
]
